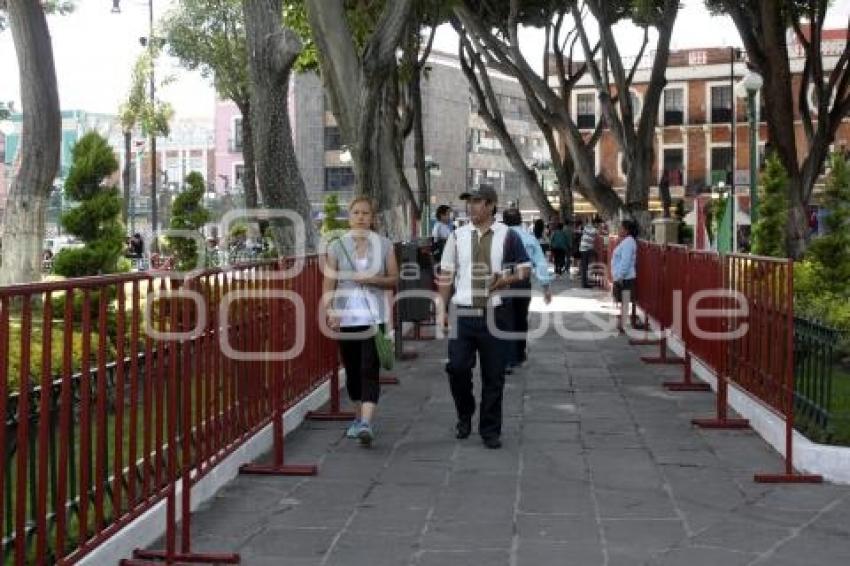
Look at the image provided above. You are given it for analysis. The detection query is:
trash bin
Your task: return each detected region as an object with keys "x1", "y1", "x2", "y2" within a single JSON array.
[{"x1": 395, "y1": 240, "x2": 433, "y2": 323}]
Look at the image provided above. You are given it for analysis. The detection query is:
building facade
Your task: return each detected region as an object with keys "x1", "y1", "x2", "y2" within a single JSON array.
[
  {"x1": 213, "y1": 53, "x2": 550, "y2": 224},
  {"x1": 556, "y1": 31, "x2": 850, "y2": 219},
  {"x1": 1, "y1": 111, "x2": 215, "y2": 236}
]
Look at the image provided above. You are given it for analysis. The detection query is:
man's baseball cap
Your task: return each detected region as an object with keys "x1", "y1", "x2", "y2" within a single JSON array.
[{"x1": 460, "y1": 183, "x2": 498, "y2": 203}]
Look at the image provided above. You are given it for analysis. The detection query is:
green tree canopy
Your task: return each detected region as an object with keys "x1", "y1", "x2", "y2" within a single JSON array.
[
  {"x1": 162, "y1": 0, "x2": 249, "y2": 104},
  {"x1": 119, "y1": 48, "x2": 174, "y2": 138}
]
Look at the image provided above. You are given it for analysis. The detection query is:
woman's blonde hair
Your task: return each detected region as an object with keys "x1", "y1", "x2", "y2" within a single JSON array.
[{"x1": 348, "y1": 196, "x2": 376, "y2": 213}]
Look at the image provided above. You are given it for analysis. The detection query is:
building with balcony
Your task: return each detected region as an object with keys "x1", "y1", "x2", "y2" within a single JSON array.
[{"x1": 551, "y1": 29, "x2": 850, "y2": 218}]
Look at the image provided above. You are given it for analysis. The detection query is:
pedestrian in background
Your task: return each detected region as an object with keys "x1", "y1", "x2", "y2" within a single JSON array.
[
  {"x1": 550, "y1": 222, "x2": 571, "y2": 277},
  {"x1": 579, "y1": 218, "x2": 599, "y2": 288},
  {"x1": 612, "y1": 219, "x2": 639, "y2": 330},
  {"x1": 432, "y1": 204, "x2": 453, "y2": 265},
  {"x1": 322, "y1": 197, "x2": 399, "y2": 447},
  {"x1": 501, "y1": 208, "x2": 552, "y2": 372}
]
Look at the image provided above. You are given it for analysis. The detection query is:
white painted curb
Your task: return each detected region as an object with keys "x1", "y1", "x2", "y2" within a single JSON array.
[
  {"x1": 633, "y1": 307, "x2": 850, "y2": 485},
  {"x1": 79, "y1": 372, "x2": 347, "y2": 565}
]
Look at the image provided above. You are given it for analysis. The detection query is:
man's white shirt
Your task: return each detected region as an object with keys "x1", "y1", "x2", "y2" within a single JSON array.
[{"x1": 439, "y1": 222, "x2": 530, "y2": 308}]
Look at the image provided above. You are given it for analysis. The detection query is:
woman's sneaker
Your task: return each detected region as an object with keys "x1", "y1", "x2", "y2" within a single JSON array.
[
  {"x1": 345, "y1": 419, "x2": 361, "y2": 439},
  {"x1": 357, "y1": 422, "x2": 374, "y2": 447}
]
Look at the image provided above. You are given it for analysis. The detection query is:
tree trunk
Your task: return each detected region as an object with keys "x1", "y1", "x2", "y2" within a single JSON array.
[
  {"x1": 304, "y1": 0, "x2": 415, "y2": 241},
  {"x1": 0, "y1": 1, "x2": 61, "y2": 286},
  {"x1": 411, "y1": 69, "x2": 428, "y2": 221},
  {"x1": 553, "y1": 162, "x2": 574, "y2": 224},
  {"x1": 242, "y1": 0, "x2": 317, "y2": 252},
  {"x1": 236, "y1": 100, "x2": 259, "y2": 210},
  {"x1": 624, "y1": 143, "x2": 655, "y2": 235},
  {"x1": 123, "y1": 130, "x2": 131, "y2": 228}
]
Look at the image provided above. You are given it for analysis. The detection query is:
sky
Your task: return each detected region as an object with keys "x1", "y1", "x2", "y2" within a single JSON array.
[{"x1": 1, "y1": 0, "x2": 849, "y2": 121}]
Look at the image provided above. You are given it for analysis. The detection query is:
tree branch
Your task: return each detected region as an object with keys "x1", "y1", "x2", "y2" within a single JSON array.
[{"x1": 362, "y1": 0, "x2": 414, "y2": 79}]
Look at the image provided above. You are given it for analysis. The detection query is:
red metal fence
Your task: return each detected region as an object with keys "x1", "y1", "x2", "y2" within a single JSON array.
[
  {"x1": 617, "y1": 242, "x2": 821, "y2": 484},
  {"x1": 0, "y1": 256, "x2": 338, "y2": 564}
]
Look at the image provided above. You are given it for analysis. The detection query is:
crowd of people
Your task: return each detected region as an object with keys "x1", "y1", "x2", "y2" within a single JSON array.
[{"x1": 322, "y1": 184, "x2": 638, "y2": 451}]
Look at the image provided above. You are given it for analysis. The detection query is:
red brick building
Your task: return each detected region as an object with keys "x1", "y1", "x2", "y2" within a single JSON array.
[{"x1": 553, "y1": 32, "x2": 850, "y2": 217}]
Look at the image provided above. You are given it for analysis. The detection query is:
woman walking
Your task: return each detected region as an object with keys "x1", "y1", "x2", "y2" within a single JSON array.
[
  {"x1": 322, "y1": 197, "x2": 399, "y2": 446},
  {"x1": 611, "y1": 219, "x2": 638, "y2": 330}
]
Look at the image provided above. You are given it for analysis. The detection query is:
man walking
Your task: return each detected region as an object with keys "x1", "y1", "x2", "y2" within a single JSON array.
[
  {"x1": 437, "y1": 185, "x2": 530, "y2": 449},
  {"x1": 579, "y1": 218, "x2": 599, "y2": 288}
]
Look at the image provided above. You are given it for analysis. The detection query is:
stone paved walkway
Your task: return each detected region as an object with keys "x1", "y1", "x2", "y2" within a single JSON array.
[{"x1": 171, "y1": 280, "x2": 850, "y2": 565}]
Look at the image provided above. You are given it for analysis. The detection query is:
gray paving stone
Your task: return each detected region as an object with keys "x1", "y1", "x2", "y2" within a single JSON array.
[
  {"x1": 650, "y1": 546, "x2": 759, "y2": 566},
  {"x1": 136, "y1": 281, "x2": 850, "y2": 566},
  {"x1": 245, "y1": 527, "x2": 337, "y2": 559},
  {"x1": 603, "y1": 518, "x2": 689, "y2": 562},
  {"x1": 515, "y1": 541, "x2": 605, "y2": 566},
  {"x1": 417, "y1": 549, "x2": 510, "y2": 566},
  {"x1": 688, "y1": 518, "x2": 792, "y2": 554},
  {"x1": 516, "y1": 512, "x2": 601, "y2": 543}
]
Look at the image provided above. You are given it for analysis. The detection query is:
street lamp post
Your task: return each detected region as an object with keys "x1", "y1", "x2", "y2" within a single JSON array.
[
  {"x1": 737, "y1": 70, "x2": 764, "y2": 225},
  {"x1": 712, "y1": 180, "x2": 735, "y2": 253},
  {"x1": 728, "y1": 47, "x2": 743, "y2": 252}
]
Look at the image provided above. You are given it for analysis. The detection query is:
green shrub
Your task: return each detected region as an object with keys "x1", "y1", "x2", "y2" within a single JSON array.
[
  {"x1": 795, "y1": 153, "x2": 850, "y2": 359},
  {"x1": 53, "y1": 132, "x2": 125, "y2": 277},
  {"x1": 6, "y1": 323, "x2": 115, "y2": 392},
  {"x1": 751, "y1": 153, "x2": 790, "y2": 258},
  {"x1": 321, "y1": 194, "x2": 348, "y2": 235},
  {"x1": 167, "y1": 171, "x2": 211, "y2": 272}
]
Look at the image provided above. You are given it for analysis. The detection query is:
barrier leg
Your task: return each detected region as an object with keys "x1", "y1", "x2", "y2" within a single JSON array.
[
  {"x1": 241, "y1": 384, "x2": 318, "y2": 477},
  {"x1": 753, "y1": 382, "x2": 822, "y2": 483},
  {"x1": 307, "y1": 366, "x2": 356, "y2": 421},
  {"x1": 243, "y1": 323, "x2": 317, "y2": 476},
  {"x1": 641, "y1": 336, "x2": 686, "y2": 365},
  {"x1": 664, "y1": 352, "x2": 711, "y2": 392},
  {"x1": 692, "y1": 374, "x2": 749, "y2": 429}
]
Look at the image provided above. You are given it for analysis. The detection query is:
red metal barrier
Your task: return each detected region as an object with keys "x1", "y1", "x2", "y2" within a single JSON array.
[
  {"x1": 609, "y1": 242, "x2": 822, "y2": 483},
  {"x1": 0, "y1": 256, "x2": 341, "y2": 564},
  {"x1": 723, "y1": 255, "x2": 821, "y2": 483},
  {"x1": 639, "y1": 245, "x2": 688, "y2": 366},
  {"x1": 663, "y1": 251, "x2": 715, "y2": 392}
]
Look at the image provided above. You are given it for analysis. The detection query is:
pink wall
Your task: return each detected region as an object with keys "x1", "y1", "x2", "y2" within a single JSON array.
[{"x1": 214, "y1": 99, "x2": 242, "y2": 194}]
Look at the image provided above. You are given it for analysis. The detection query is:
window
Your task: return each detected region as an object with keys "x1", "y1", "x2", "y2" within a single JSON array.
[
  {"x1": 325, "y1": 166, "x2": 355, "y2": 192},
  {"x1": 664, "y1": 88, "x2": 684, "y2": 126},
  {"x1": 662, "y1": 148, "x2": 684, "y2": 185},
  {"x1": 710, "y1": 147, "x2": 733, "y2": 185},
  {"x1": 629, "y1": 91, "x2": 642, "y2": 117},
  {"x1": 234, "y1": 164, "x2": 246, "y2": 188},
  {"x1": 576, "y1": 93, "x2": 595, "y2": 129},
  {"x1": 232, "y1": 118, "x2": 243, "y2": 152},
  {"x1": 324, "y1": 126, "x2": 342, "y2": 151},
  {"x1": 689, "y1": 51, "x2": 707, "y2": 65},
  {"x1": 711, "y1": 86, "x2": 732, "y2": 123}
]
